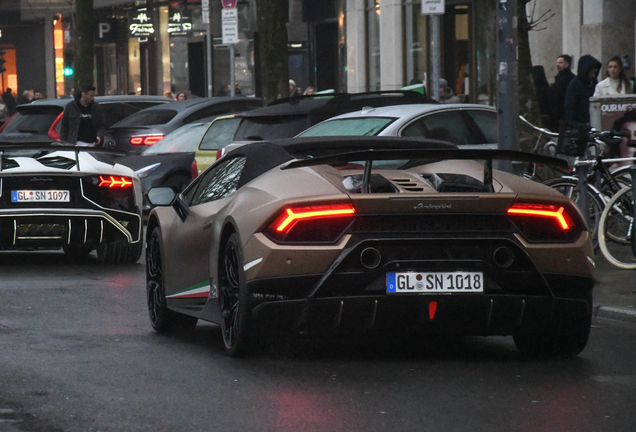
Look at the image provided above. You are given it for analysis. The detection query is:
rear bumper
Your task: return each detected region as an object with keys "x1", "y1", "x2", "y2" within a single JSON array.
[{"x1": 0, "y1": 208, "x2": 142, "y2": 250}]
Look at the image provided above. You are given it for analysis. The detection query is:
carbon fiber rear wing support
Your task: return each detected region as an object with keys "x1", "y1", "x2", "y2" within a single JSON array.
[{"x1": 282, "y1": 149, "x2": 569, "y2": 193}]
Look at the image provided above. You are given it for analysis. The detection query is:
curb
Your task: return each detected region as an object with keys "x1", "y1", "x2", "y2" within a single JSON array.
[{"x1": 594, "y1": 305, "x2": 636, "y2": 324}]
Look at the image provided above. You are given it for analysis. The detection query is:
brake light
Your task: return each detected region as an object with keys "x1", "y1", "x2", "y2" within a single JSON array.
[
  {"x1": 130, "y1": 135, "x2": 163, "y2": 146},
  {"x1": 264, "y1": 203, "x2": 356, "y2": 244},
  {"x1": 99, "y1": 175, "x2": 133, "y2": 188},
  {"x1": 507, "y1": 202, "x2": 581, "y2": 243},
  {"x1": 507, "y1": 203, "x2": 572, "y2": 230},
  {"x1": 48, "y1": 113, "x2": 63, "y2": 140},
  {"x1": 191, "y1": 158, "x2": 198, "y2": 178}
]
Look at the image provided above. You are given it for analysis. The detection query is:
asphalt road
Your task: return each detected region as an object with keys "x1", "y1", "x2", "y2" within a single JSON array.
[{"x1": 0, "y1": 251, "x2": 635, "y2": 432}]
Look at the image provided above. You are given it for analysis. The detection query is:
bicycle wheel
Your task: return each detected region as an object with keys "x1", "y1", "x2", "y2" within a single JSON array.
[
  {"x1": 598, "y1": 186, "x2": 636, "y2": 270},
  {"x1": 543, "y1": 177, "x2": 604, "y2": 250}
]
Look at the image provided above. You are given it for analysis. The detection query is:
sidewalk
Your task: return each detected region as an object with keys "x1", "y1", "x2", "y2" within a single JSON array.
[{"x1": 593, "y1": 251, "x2": 636, "y2": 323}]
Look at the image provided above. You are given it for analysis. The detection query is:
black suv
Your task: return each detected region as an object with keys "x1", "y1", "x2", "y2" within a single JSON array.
[{"x1": 233, "y1": 91, "x2": 437, "y2": 141}]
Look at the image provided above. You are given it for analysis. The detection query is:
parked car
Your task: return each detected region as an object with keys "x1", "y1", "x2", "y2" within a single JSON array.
[
  {"x1": 144, "y1": 136, "x2": 593, "y2": 358},
  {"x1": 0, "y1": 143, "x2": 144, "y2": 263},
  {"x1": 297, "y1": 103, "x2": 498, "y2": 148},
  {"x1": 232, "y1": 91, "x2": 436, "y2": 142},
  {"x1": 103, "y1": 97, "x2": 262, "y2": 154},
  {"x1": 0, "y1": 95, "x2": 173, "y2": 144},
  {"x1": 117, "y1": 122, "x2": 210, "y2": 213},
  {"x1": 194, "y1": 113, "x2": 244, "y2": 174}
]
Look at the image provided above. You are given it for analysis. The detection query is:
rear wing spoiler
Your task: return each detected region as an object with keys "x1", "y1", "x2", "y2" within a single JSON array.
[
  {"x1": 0, "y1": 144, "x2": 126, "y2": 172},
  {"x1": 282, "y1": 149, "x2": 568, "y2": 193}
]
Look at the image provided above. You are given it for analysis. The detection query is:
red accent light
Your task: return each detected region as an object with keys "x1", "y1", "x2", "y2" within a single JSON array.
[
  {"x1": 98, "y1": 175, "x2": 133, "y2": 188},
  {"x1": 130, "y1": 135, "x2": 163, "y2": 146},
  {"x1": 48, "y1": 113, "x2": 63, "y2": 140},
  {"x1": 429, "y1": 301, "x2": 438, "y2": 320},
  {"x1": 191, "y1": 158, "x2": 198, "y2": 178},
  {"x1": 0, "y1": 113, "x2": 16, "y2": 134},
  {"x1": 507, "y1": 203, "x2": 572, "y2": 230},
  {"x1": 271, "y1": 203, "x2": 356, "y2": 233}
]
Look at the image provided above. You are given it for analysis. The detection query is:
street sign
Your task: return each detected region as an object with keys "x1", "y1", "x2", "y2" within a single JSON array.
[
  {"x1": 422, "y1": 0, "x2": 445, "y2": 14},
  {"x1": 222, "y1": 8, "x2": 238, "y2": 44},
  {"x1": 222, "y1": 0, "x2": 237, "y2": 8}
]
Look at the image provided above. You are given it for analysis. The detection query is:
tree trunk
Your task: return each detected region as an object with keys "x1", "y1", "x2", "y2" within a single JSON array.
[
  {"x1": 256, "y1": 0, "x2": 289, "y2": 104},
  {"x1": 75, "y1": 0, "x2": 94, "y2": 91},
  {"x1": 517, "y1": 0, "x2": 541, "y2": 127}
]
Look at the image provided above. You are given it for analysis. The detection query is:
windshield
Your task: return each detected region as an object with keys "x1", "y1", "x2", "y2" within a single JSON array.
[
  {"x1": 298, "y1": 117, "x2": 395, "y2": 137},
  {"x1": 0, "y1": 110, "x2": 62, "y2": 136},
  {"x1": 112, "y1": 109, "x2": 178, "y2": 127},
  {"x1": 199, "y1": 117, "x2": 242, "y2": 150},
  {"x1": 142, "y1": 123, "x2": 209, "y2": 154}
]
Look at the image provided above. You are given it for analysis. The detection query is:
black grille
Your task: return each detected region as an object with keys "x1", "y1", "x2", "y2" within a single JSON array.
[{"x1": 37, "y1": 155, "x2": 76, "y2": 170}]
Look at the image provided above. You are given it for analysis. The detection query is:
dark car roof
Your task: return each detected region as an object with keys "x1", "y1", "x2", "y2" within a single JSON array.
[{"x1": 18, "y1": 95, "x2": 173, "y2": 111}]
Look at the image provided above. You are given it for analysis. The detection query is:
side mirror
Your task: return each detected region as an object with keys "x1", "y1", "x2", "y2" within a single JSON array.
[{"x1": 146, "y1": 187, "x2": 176, "y2": 207}]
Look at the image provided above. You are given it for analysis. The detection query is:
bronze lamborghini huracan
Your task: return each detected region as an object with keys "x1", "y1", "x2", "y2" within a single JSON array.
[{"x1": 145, "y1": 137, "x2": 595, "y2": 357}]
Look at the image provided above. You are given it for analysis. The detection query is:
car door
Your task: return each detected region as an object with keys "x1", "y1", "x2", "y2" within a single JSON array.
[{"x1": 164, "y1": 156, "x2": 247, "y2": 301}]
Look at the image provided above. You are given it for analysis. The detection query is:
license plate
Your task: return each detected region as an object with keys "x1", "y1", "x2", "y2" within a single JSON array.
[
  {"x1": 387, "y1": 271, "x2": 484, "y2": 294},
  {"x1": 11, "y1": 190, "x2": 70, "y2": 203}
]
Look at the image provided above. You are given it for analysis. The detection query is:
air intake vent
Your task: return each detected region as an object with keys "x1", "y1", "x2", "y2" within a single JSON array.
[
  {"x1": 421, "y1": 173, "x2": 490, "y2": 193},
  {"x1": 37, "y1": 156, "x2": 76, "y2": 170},
  {"x1": 342, "y1": 174, "x2": 398, "y2": 193},
  {"x1": 2, "y1": 158, "x2": 19, "y2": 170}
]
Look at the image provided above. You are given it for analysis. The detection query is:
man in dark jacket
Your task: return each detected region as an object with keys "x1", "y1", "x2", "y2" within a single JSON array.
[
  {"x1": 550, "y1": 55, "x2": 575, "y2": 127},
  {"x1": 2, "y1": 88, "x2": 17, "y2": 116},
  {"x1": 564, "y1": 54, "x2": 601, "y2": 124},
  {"x1": 60, "y1": 84, "x2": 105, "y2": 146}
]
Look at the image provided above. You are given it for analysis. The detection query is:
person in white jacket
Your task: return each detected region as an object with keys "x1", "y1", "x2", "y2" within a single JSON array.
[{"x1": 594, "y1": 56, "x2": 632, "y2": 96}]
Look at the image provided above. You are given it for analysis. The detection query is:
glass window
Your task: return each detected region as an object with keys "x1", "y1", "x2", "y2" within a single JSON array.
[
  {"x1": 142, "y1": 123, "x2": 209, "y2": 154},
  {"x1": 189, "y1": 157, "x2": 246, "y2": 206},
  {"x1": 402, "y1": 111, "x2": 475, "y2": 145},
  {"x1": 234, "y1": 115, "x2": 311, "y2": 140},
  {"x1": 404, "y1": 2, "x2": 429, "y2": 88},
  {"x1": 465, "y1": 110, "x2": 497, "y2": 143},
  {"x1": 199, "y1": 117, "x2": 242, "y2": 150},
  {"x1": 113, "y1": 109, "x2": 178, "y2": 127},
  {"x1": 367, "y1": 0, "x2": 381, "y2": 91},
  {"x1": 298, "y1": 117, "x2": 396, "y2": 137},
  {"x1": 0, "y1": 108, "x2": 62, "y2": 136},
  {"x1": 100, "y1": 103, "x2": 140, "y2": 128}
]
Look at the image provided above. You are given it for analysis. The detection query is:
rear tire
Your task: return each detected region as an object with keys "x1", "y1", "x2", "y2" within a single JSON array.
[
  {"x1": 513, "y1": 291, "x2": 592, "y2": 358},
  {"x1": 162, "y1": 174, "x2": 191, "y2": 193},
  {"x1": 146, "y1": 227, "x2": 198, "y2": 333},
  {"x1": 97, "y1": 240, "x2": 143, "y2": 264}
]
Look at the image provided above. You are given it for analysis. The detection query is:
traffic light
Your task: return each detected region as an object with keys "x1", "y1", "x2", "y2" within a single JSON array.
[
  {"x1": 63, "y1": 53, "x2": 73, "y2": 77},
  {"x1": 0, "y1": 49, "x2": 6, "y2": 74},
  {"x1": 63, "y1": 67, "x2": 73, "y2": 77}
]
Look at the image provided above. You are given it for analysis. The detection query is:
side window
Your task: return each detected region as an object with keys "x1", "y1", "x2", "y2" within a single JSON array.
[
  {"x1": 199, "y1": 117, "x2": 242, "y2": 150},
  {"x1": 403, "y1": 111, "x2": 476, "y2": 145},
  {"x1": 188, "y1": 157, "x2": 247, "y2": 206},
  {"x1": 465, "y1": 110, "x2": 498, "y2": 143}
]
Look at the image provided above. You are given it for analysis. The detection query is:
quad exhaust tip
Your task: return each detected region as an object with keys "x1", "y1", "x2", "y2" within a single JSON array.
[{"x1": 360, "y1": 247, "x2": 381, "y2": 269}]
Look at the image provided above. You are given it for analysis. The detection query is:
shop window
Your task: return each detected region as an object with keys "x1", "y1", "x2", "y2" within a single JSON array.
[
  {"x1": 404, "y1": 1, "x2": 429, "y2": 88},
  {"x1": 366, "y1": 0, "x2": 381, "y2": 91}
]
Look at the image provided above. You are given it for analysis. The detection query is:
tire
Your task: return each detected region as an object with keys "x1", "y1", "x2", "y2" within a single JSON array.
[
  {"x1": 63, "y1": 244, "x2": 93, "y2": 261},
  {"x1": 162, "y1": 175, "x2": 191, "y2": 193},
  {"x1": 513, "y1": 291, "x2": 593, "y2": 358},
  {"x1": 598, "y1": 186, "x2": 636, "y2": 270},
  {"x1": 97, "y1": 240, "x2": 144, "y2": 264},
  {"x1": 218, "y1": 232, "x2": 256, "y2": 357},
  {"x1": 146, "y1": 227, "x2": 198, "y2": 333},
  {"x1": 543, "y1": 177, "x2": 604, "y2": 250}
]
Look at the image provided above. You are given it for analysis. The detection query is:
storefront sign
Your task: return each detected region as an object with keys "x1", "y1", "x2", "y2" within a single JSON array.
[
  {"x1": 129, "y1": 8, "x2": 155, "y2": 38},
  {"x1": 168, "y1": 9, "x2": 192, "y2": 37},
  {"x1": 422, "y1": 0, "x2": 445, "y2": 14},
  {"x1": 222, "y1": 8, "x2": 238, "y2": 44},
  {"x1": 94, "y1": 19, "x2": 117, "y2": 43}
]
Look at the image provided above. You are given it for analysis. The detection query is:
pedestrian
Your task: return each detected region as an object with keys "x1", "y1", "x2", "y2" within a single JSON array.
[
  {"x1": 33, "y1": 91, "x2": 45, "y2": 100},
  {"x1": 16, "y1": 89, "x2": 33, "y2": 105},
  {"x1": 438, "y1": 78, "x2": 461, "y2": 104},
  {"x1": 303, "y1": 86, "x2": 316, "y2": 96},
  {"x1": 531, "y1": 65, "x2": 555, "y2": 130},
  {"x1": 593, "y1": 56, "x2": 632, "y2": 97},
  {"x1": 289, "y1": 79, "x2": 301, "y2": 97},
  {"x1": 59, "y1": 84, "x2": 105, "y2": 147},
  {"x1": 2, "y1": 88, "x2": 17, "y2": 116},
  {"x1": 550, "y1": 54, "x2": 575, "y2": 126},
  {"x1": 175, "y1": 91, "x2": 188, "y2": 101},
  {"x1": 564, "y1": 54, "x2": 601, "y2": 124}
]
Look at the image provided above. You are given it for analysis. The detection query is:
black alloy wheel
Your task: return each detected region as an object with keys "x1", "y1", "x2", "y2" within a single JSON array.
[
  {"x1": 219, "y1": 232, "x2": 254, "y2": 357},
  {"x1": 146, "y1": 228, "x2": 172, "y2": 332}
]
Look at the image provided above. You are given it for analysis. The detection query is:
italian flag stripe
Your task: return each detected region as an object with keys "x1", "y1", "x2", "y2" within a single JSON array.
[{"x1": 166, "y1": 282, "x2": 211, "y2": 299}]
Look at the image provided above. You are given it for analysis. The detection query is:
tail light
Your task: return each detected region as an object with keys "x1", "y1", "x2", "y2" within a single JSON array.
[
  {"x1": 264, "y1": 203, "x2": 355, "y2": 244},
  {"x1": 0, "y1": 113, "x2": 16, "y2": 134},
  {"x1": 130, "y1": 135, "x2": 163, "y2": 146},
  {"x1": 98, "y1": 175, "x2": 133, "y2": 188},
  {"x1": 48, "y1": 113, "x2": 63, "y2": 140},
  {"x1": 507, "y1": 202, "x2": 582, "y2": 243},
  {"x1": 191, "y1": 158, "x2": 198, "y2": 178}
]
